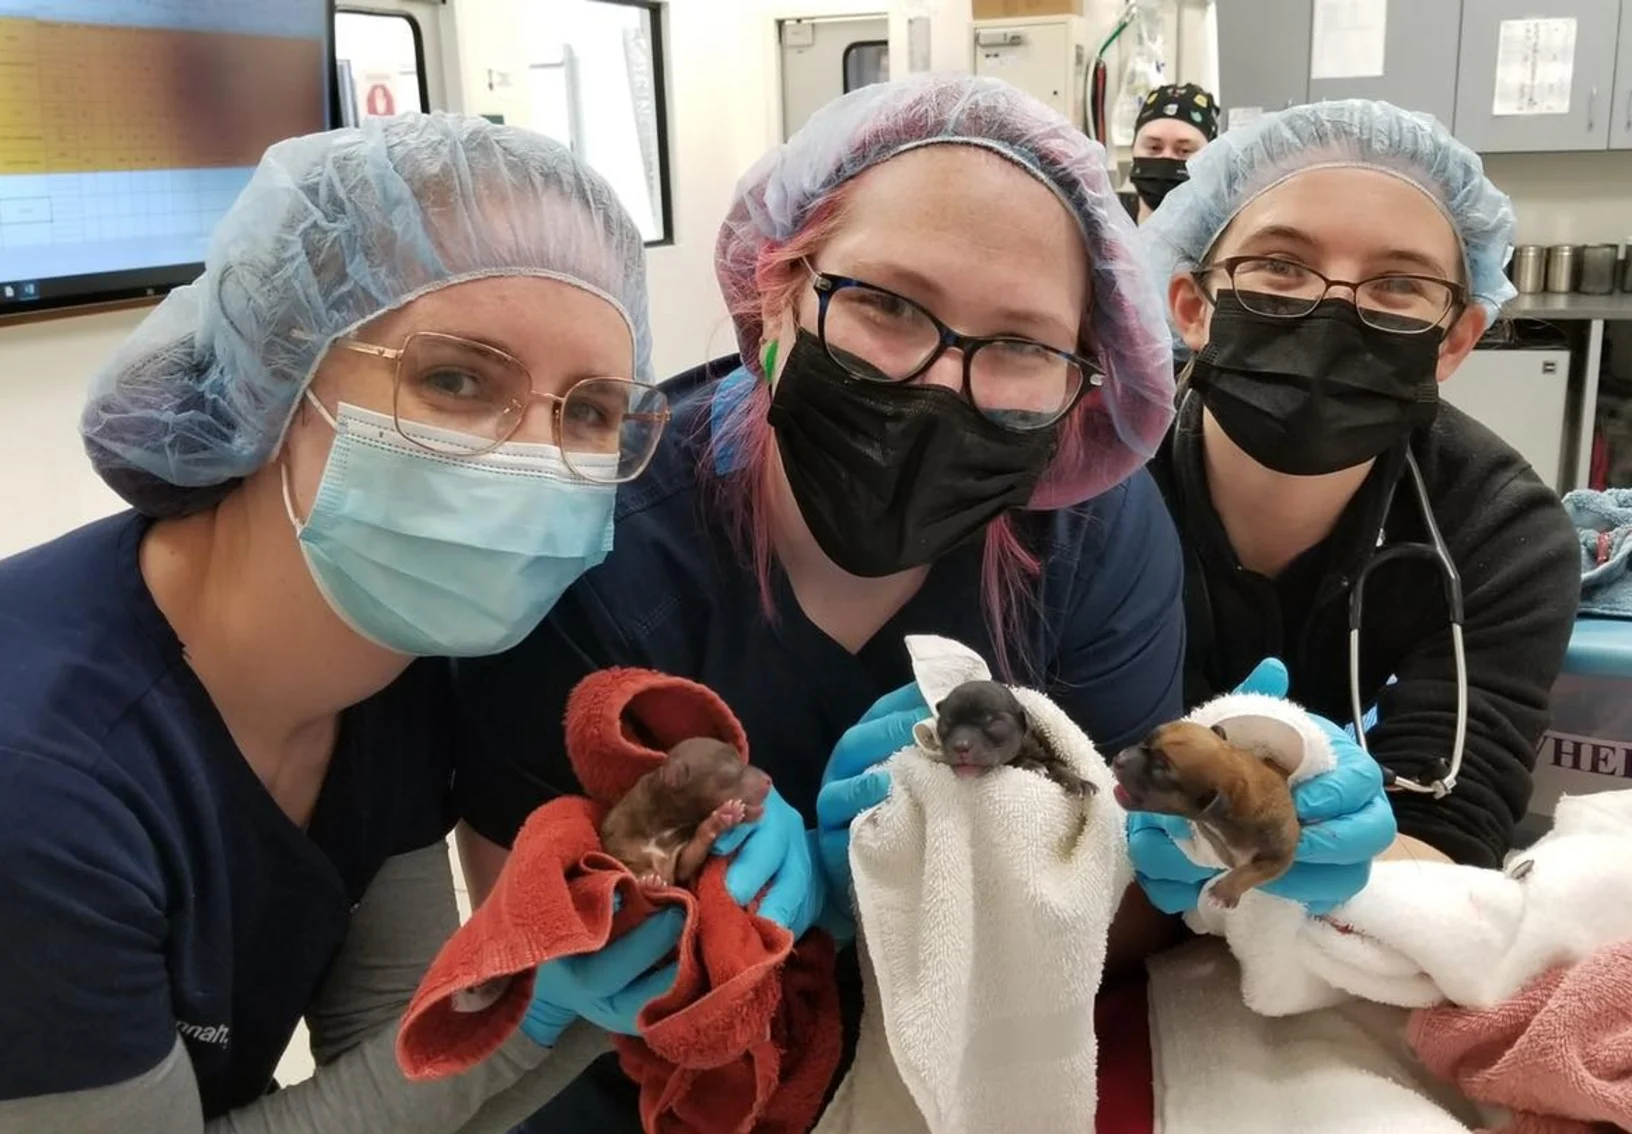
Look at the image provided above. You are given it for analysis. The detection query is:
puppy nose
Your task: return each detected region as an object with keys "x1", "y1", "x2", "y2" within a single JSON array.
[
  {"x1": 951, "y1": 738, "x2": 972, "y2": 755},
  {"x1": 1113, "y1": 745, "x2": 1142, "y2": 770}
]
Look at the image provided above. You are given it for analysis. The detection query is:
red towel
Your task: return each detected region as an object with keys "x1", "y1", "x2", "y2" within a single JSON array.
[
  {"x1": 1407, "y1": 940, "x2": 1632, "y2": 1134},
  {"x1": 396, "y1": 667, "x2": 842, "y2": 1134},
  {"x1": 1094, "y1": 972, "x2": 1155, "y2": 1134}
]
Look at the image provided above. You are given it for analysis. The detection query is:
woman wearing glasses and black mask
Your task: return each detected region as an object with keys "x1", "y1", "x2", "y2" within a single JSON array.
[
  {"x1": 1128, "y1": 101, "x2": 1580, "y2": 918},
  {"x1": 452, "y1": 75, "x2": 1187, "y2": 1128}
]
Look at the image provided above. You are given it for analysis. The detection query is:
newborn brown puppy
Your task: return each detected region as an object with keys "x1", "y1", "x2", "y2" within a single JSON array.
[
  {"x1": 933, "y1": 680, "x2": 1095, "y2": 797},
  {"x1": 599, "y1": 737, "x2": 773, "y2": 888},
  {"x1": 1111, "y1": 721, "x2": 1299, "y2": 908}
]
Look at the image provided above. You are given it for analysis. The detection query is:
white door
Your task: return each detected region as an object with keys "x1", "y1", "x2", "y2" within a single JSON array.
[
  {"x1": 780, "y1": 15, "x2": 890, "y2": 140},
  {"x1": 334, "y1": 1, "x2": 453, "y2": 122}
]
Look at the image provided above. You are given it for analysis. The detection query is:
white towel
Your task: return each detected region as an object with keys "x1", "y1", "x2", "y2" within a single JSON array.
[
  {"x1": 1147, "y1": 939, "x2": 1485, "y2": 1134},
  {"x1": 1146, "y1": 698, "x2": 1632, "y2": 1130},
  {"x1": 812, "y1": 634, "x2": 1127, "y2": 1134},
  {"x1": 1166, "y1": 696, "x2": 1632, "y2": 1015}
]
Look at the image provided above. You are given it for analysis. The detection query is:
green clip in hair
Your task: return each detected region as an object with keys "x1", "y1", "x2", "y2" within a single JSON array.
[{"x1": 760, "y1": 339, "x2": 780, "y2": 382}]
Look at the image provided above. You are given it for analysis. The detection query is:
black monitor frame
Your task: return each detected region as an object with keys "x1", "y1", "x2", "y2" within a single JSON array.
[{"x1": 0, "y1": 2, "x2": 339, "y2": 321}]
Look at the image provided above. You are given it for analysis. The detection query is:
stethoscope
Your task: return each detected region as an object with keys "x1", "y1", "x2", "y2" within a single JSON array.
[{"x1": 1347, "y1": 447, "x2": 1467, "y2": 799}]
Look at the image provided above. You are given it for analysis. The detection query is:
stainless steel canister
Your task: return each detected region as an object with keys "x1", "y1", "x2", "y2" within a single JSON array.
[
  {"x1": 1582, "y1": 244, "x2": 1620, "y2": 294},
  {"x1": 1546, "y1": 244, "x2": 1582, "y2": 293},
  {"x1": 1511, "y1": 245, "x2": 1546, "y2": 293}
]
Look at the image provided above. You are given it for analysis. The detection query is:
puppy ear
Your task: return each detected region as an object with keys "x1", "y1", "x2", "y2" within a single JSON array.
[
  {"x1": 1197, "y1": 788, "x2": 1230, "y2": 820},
  {"x1": 660, "y1": 756, "x2": 692, "y2": 790},
  {"x1": 1210, "y1": 723, "x2": 1229, "y2": 741}
]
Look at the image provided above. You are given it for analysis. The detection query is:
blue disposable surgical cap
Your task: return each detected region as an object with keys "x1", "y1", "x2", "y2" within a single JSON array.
[
  {"x1": 1140, "y1": 99, "x2": 1517, "y2": 325},
  {"x1": 82, "y1": 112, "x2": 652, "y2": 517}
]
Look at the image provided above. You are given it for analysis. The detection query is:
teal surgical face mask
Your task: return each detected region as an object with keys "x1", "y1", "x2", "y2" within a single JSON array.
[{"x1": 282, "y1": 396, "x2": 616, "y2": 657}]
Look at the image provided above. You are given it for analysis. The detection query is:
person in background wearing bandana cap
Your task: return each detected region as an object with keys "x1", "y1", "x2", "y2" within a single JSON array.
[
  {"x1": 0, "y1": 114, "x2": 690, "y2": 1132},
  {"x1": 1131, "y1": 100, "x2": 1579, "y2": 916},
  {"x1": 1127, "y1": 81, "x2": 1220, "y2": 223},
  {"x1": 452, "y1": 73, "x2": 1190, "y2": 1128}
]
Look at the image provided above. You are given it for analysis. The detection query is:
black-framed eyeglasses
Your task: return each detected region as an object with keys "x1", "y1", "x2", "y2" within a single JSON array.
[
  {"x1": 1196, "y1": 255, "x2": 1466, "y2": 334},
  {"x1": 807, "y1": 268, "x2": 1102, "y2": 432}
]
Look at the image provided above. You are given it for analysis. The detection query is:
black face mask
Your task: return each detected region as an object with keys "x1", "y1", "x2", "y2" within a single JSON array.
[
  {"x1": 1129, "y1": 156, "x2": 1189, "y2": 212},
  {"x1": 766, "y1": 330, "x2": 1058, "y2": 578},
  {"x1": 1189, "y1": 292, "x2": 1444, "y2": 477}
]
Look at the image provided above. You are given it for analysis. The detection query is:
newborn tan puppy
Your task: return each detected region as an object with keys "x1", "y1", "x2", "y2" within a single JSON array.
[
  {"x1": 1112, "y1": 721, "x2": 1299, "y2": 908},
  {"x1": 599, "y1": 738, "x2": 772, "y2": 888}
]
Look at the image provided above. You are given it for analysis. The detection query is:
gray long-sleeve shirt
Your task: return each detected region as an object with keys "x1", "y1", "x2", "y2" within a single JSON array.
[{"x1": 0, "y1": 841, "x2": 611, "y2": 1134}]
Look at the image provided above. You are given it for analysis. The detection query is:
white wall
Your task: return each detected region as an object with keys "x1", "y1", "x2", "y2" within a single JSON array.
[
  {"x1": 0, "y1": 308, "x2": 143, "y2": 557},
  {"x1": 1484, "y1": 151, "x2": 1632, "y2": 247}
]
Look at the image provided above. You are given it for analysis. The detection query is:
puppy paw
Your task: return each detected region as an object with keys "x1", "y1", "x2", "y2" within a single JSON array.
[
  {"x1": 713, "y1": 799, "x2": 748, "y2": 828},
  {"x1": 637, "y1": 872, "x2": 668, "y2": 889},
  {"x1": 1205, "y1": 886, "x2": 1242, "y2": 910}
]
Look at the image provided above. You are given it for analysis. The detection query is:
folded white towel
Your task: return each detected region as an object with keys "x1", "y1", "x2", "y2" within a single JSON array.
[
  {"x1": 1170, "y1": 696, "x2": 1632, "y2": 1014},
  {"x1": 812, "y1": 634, "x2": 1127, "y2": 1134},
  {"x1": 1148, "y1": 939, "x2": 1483, "y2": 1134}
]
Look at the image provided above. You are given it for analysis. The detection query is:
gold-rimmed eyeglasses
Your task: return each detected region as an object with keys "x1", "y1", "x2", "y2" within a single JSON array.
[{"x1": 331, "y1": 331, "x2": 670, "y2": 484}]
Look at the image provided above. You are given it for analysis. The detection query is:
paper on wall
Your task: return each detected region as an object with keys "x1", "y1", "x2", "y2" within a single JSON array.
[
  {"x1": 906, "y1": 16, "x2": 931, "y2": 73},
  {"x1": 1310, "y1": 0, "x2": 1387, "y2": 81},
  {"x1": 1492, "y1": 17, "x2": 1577, "y2": 117},
  {"x1": 1226, "y1": 106, "x2": 1263, "y2": 133}
]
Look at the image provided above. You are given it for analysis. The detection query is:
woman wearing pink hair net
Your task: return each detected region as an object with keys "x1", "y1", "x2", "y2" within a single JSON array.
[{"x1": 455, "y1": 74, "x2": 1189, "y2": 1127}]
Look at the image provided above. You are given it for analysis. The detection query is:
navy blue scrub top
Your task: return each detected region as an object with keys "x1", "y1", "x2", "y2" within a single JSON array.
[
  {"x1": 455, "y1": 359, "x2": 1187, "y2": 846},
  {"x1": 0, "y1": 513, "x2": 457, "y2": 1117}
]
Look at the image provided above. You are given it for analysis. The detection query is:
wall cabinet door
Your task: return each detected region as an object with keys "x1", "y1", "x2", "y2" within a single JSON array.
[
  {"x1": 1216, "y1": 0, "x2": 1312, "y2": 132},
  {"x1": 1453, "y1": 0, "x2": 1621, "y2": 152},
  {"x1": 1306, "y1": 0, "x2": 1462, "y2": 128},
  {"x1": 1611, "y1": 0, "x2": 1632, "y2": 148}
]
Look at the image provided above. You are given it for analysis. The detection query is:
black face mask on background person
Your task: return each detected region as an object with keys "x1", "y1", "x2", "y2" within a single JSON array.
[
  {"x1": 1187, "y1": 292, "x2": 1444, "y2": 477},
  {"x1": 1129, "y1": 157, "x2": 1190, "y2": 212},
  {"x1": 766, "y1": 330, "x2": 1059, "y2": 578}
]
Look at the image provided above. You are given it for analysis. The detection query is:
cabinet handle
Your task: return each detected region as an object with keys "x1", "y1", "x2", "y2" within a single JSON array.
[{"x1": 1588, "y1": 86, "x2": 1598, "y2": 131}]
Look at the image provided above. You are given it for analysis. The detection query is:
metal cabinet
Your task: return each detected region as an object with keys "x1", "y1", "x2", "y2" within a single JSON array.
[
  {"x1": 1612, "y1": 0, "x2": 1632, "y2": 148},
  {"x1": 1306, "y1": 0, "x2": 1463, "y2": 127},
  {"x1": 1453, "y1": 0, "x2": 1621, "y2": 152},
  {"x1": 1215, "y1": 0, "x2": 1311, "y2": 130}
]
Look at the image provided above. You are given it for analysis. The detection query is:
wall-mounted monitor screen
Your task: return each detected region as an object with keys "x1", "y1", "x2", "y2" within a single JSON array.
[{"x1": 0, "y1": 0, "x2": 333, "y2": 317}]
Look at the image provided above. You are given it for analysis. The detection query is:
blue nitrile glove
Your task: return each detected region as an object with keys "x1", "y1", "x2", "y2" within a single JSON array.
[
  {"x1": 1126, "y1": 658, "x2": 1398, "y2": 916},
  {"x1": 814, "y1": 683, "x2": 932, "y2": 941},
  {"x1": 709, "y1": 787, "x2": 824, "y2": 939},
  {"x1": 522, "y1": 903, "x2": 685, "y2": 1046}
]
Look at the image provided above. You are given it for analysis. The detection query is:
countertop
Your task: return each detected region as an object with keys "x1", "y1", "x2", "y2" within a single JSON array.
[{"x1": 1504, "y1": 292, "x2": 1632, "y2": 321}]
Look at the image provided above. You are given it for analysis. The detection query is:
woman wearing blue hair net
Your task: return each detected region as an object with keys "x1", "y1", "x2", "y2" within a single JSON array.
[
  {"x1": 1128, "y1": 99, "x2": 1580, "y2": 912},
  {"x1": 448, "y1": 74, "x2": 1191, "y2": 1127},
  {"x1": 0, "y1": 113, "x2": 705, "y2": 1131}
]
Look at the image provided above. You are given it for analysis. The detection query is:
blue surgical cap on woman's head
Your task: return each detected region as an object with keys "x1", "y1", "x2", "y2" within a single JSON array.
[
  {"x1": 81, "y1": 112, "x2": 653, "y2": 518},
  {"x1": 1140, "y1": 99, "x2": 1518, "y2": 324}
]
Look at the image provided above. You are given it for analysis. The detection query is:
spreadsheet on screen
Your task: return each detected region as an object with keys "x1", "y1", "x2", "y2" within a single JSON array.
[{"x1": 0, "y1": 0, "x2": 329, "y2": 291}]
